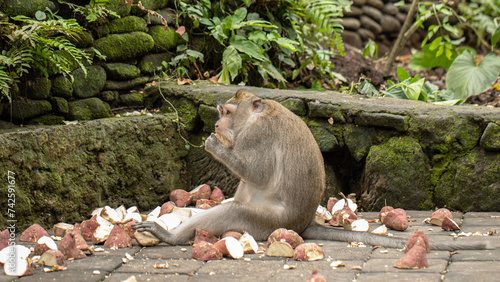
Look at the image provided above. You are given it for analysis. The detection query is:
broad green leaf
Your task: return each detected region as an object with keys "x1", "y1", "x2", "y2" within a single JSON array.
[
  {"x1": 359, "y1": 80, "x2": 379, "y2": 97},
  {"x1": 397, "y1": 66, "x2": 410, "y2": 82},
  {"x1": 248, "y1": 30, "x2": 267, "y2": 42},
  {"x1": 405, "y1": 78, "x2": 425, "y2": 100},
  {"x1": 275, "y1": 37, "x2": 298, "y2": 51},
  {"x1": 222, "y1": 46, "x2": 242, "y2": 81},
  {"x1": 260, "y1": 61, "x2": 286, "y2": 82},
  {"x1": 492, "y1": 26, "x2": 500, "y2": 47},
  {"x1": 408, "y1": 44, "x2": 457, "y2": 70},
  {"x1": 230, "y1": 39, "x2": 266, "y2": 61},
  {"x1": 429, "y1": 36, "x2": 442, "y2": 51},
  {"x1": 232, "y1": 8, "x2": 247, "y2": 27},
  {"x1": 446, "y1": 51, "x2": 500, "y2": 99}
]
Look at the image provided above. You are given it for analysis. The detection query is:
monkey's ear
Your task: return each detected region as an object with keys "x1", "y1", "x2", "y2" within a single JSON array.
[{"x1": 251, "y1": 98, "x2": 264, "y2": 113}]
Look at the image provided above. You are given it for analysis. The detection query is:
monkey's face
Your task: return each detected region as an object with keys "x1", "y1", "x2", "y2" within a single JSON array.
[{"x1": 214, "y1": 104, "x2": 236, "y2": 149}]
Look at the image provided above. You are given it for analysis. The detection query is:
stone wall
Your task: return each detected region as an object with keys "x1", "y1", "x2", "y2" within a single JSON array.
[
  {"x1": 0, "y1": 0, "x2": 181, "y2": 125},
  {"x1": 0, "y1": 115, "x2": 189, "y2": 230},
  {"x1": 145, "y1": 81, "x2": 500, "y2": 212}
]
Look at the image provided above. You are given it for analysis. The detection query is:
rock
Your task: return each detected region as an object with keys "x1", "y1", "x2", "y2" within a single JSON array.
[
  {"x1": 281, "y1": 98, "x2": 307, "y2": 116},
  {"x1": 341, "y1": 18, "x2": 361, "y2": 30},
  {"x1": 11, "y1": 99, "x2": 52, "y2": 120},
  {"x1": 99, "y1": 91, "x2": 119, "y2": 102},
  {"x1": 147, "y1": 9, "x2": 175, "y2": 25},
  {"x1": 50, "y1": 97, "x2": 69, "y2": 114},
  {"x1": 72, "y1": 66, "x2": 107, "y2": 99},
  {"x1": 94, "y1": 32, "x2": 154, "y2": 61},
  {"x1": 360, "y1": 15, "x2": 383, "y2": 34},
  {"x1": 307, "y1": 119, "x2": 340, "y2": 152},
  {"x1": 1, "y1": 0, "x2": 50, "y2": 17},
  {"x1": 148, "y1": 25, "x2": 180, "y2": 53},
  {"x1": 131, "y1": 0, "x2": 169, "y2": 12},
  {"x1": 480, "y1": 123, "x2": 500, "y2": 151},
  {"x1": 307, "y1": 102, "x2": 345, "y2": 123},
  {"x1": 358, "y1": 28, "x2": 376, "y2": 40},
  {"x1": 119, "y1": 93, "x2": 143, "y2": 107},
  {"x1": 362, "y1": 6, "x2": 383, "y2": 22},
  {"x1": 198, "y1": 104, "x2": 219, "y2": 132},
  {"x1": 103, "y1": 77, "x2": 151, "y2": 91},
  {"x1": 361, "y1": 136, "x2": 432, "y2": 210},
  {"x1": 93, "y1": 25, "x2": 110, "y2": 38},
  {"x1": 138, "y1": 53, "x2": 173, "y2": 74},
  {"x1": 381, "y1": 15, "x2": 401, "y2": 33},
  {"x1": 352, "y1": 0, "x2": 367, "y2": 7},
  {"x1": 343, "y1": 124, "x2": 378, "y2": 162},
  {"x1": 396, "y1": 13, "x2": 408, "y2": 24},
  {"x1": 341, "y1": 30, "x2": 363, "y2": 48},
  {"x1": 366, "y1": 0, "x2": 384, "y2": 10},
  {"x1": 104, "y1": 0, "x2": 131, "y2": 17},
  {"x1": 435, "y1": 148, "x2": 500, "y2": 211},
  {"x1": 108, "y1": 16, "x2": 148, "y2": 34},
  {"x1": 103, "y1": 63, "x2": 141, "y2": 80},
  {"x1": 51, "y1": 75, "x2": 73, "y2": 99},
  {"x1": 27, "y1": 77, "x2": 51, "y2": 100},
  {"x1": 355, "y1": 112, "x2": 408, "y2": 131},
  {"x1": 28, "y1": 115, "x2": 65, "y2": 125},
  {"x1": 68, "y1": 98, "x2": 112, "y2": 120},
  {"x1": 70, "y1": 31, "x2": 94, "y2": 48},
  {"x1": 344, "y1": 6, "x2": 362, "y2": 17},
  {"x1": 383, "y1": 4, "x2": 399, "y2": 16}
]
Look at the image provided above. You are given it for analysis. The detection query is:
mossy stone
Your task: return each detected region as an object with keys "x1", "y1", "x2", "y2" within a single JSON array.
[
  {"x1": 70, "y1": 31, "x2": 94, "y2": 48},
  {"x1": 138, "y1": 52, "x2": 172, "y2": 74},
  {"x1": 281, "y1": 98, "x2": 306, "y2": 116},
  {"x1": 306, "y1": 118, "x2": 339, "y2": 152},
  {"x1": 308, "y1": 102, "x2": 345, "y2": 123},
  {"x1": 480, "y1": 123, "x2": 500, "y2": 151},
  {"x1": 147, "y1": 8, "x2": 175, "y2": 25},
  {"x1": 104, "y1": 0, "x2": 131, "y2": 17},
  {"x1": 68, "y1": 98, "x2": 112, "y2": 120},
  {"x1": 72, "y1": 66, "x2": 107, "y2": 99},
  {"x1": 131, "y1": 0, "x2": 169, "y2": 15},
  {"x1": 28, "y1": 114, "x2": 65, "y2": 125},
  {"x1": 103, "y1": 63, "x2": 141, "y2": 80},
  {"x1": 163, "y1": 98, "x2": 199, "y2": 132},
  {"x1": 119, "y1": 93, "x2": 143, "y2": 106},
  {"x1": 103, "y1": 77, "x2": 150, "y2": 91},
  {"x1": 198, "y1": 104, "x2": 218, "y2": 132},
  {"x1": 1, "y1": 0, "x2": 50, "y2": 17},
  {"x1": 361, "y1": 136, "x2": 432, "y2": 210},
  {"x1": 27, "y1": 77, "x2": 51, "y2": 100},
  {"x1": 148, "y1": 25, "x2": 179, "y2": 52},
  {"x1": 434, "y1": 148, "x2": 500, "y2": 211},
  {"x1": 343, "y1": 124, "x2": 378, "y2": 162},
  {"x1": 99, "y1": 90, "x2": 119, "y2": 102},
  {"x1": 94, "y1": 32, "x2": 154, "y2": 61},
  {"x1": 52, "y1": 75, "x2": 73, "y2": 99},
  {"x1": 11, "y1": 99, "x2": 52, "y2": 120},
  {"x1": 50, "y1": 97, "x2": 69, "y2": 114},
  {"x1": 108, "y1": 16, "x2": 147, "y2": 34}
]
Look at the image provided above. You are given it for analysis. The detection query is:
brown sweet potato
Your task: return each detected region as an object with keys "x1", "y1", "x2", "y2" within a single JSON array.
[
  {"x1": 293, "y1": 243, "x2": 325, "y2": 261},
  {"x1": 194, "y1": 229, "x2": 219, "y2": 245},
  {"x1": 190, "y1": 184, "x2": 212, "y2": 201},
  {"x1": 80, "y1": 215, "x2": 99, "y2": 243},
  {"x1": 169, "y1": 189, "x2": 192, "y2": 207},
  {"x1": 39, "y1": 249, "x2": 66, "y2": 267},
  {"x1": 383, "y1": 208, "x2": 408, "y2": 231},
  {"x1": 195, "y1": 199, "x2": 219, "y2": 209},
  {"x1": 266, "y1": 228, "x2": 304, "y2": 249},
  {"x1": 394, "y1": 238, "x2": 428, "y2": 269},
  {"x1": 53, "y1": 222, "x2": 74, "y2": 237},
  {"x1": 159, "y1": 201, "x2": 176, "y2": 216},
  {"x1": 307, "y1": 269, "x2": 327, "y2": 282},
  {"x1": 404, "y1": 230, "x2": 430, "y2": 253},
  {"x1": 266, "y1": 241, "x2": 294, "y2": 257},
  {"x1": 20, "y1": 224, "x2": 49, "y2": 242},
  {"x1": 214, "y1": 237, "x2": 244, "y2": 259},
  {"x1": 192, "y1": 241, "x2": 223, "y2": 261},
  {"x1": 34, "y1": 236, "x2": 58, "y2": 255},
  {"x1": 239, "y1": 232, "x2": 259, "y2": 254},
  {"x1": 378, "y1": 206, "x2": 394, "y2": 223},
  {"x1": 103, "y1": 224, "x2": 133, "y2": 249},
  {"x1": 221, "y1": 231, "x2": 243, "y2": 240},
  {"x1": 327, "y1": 197, "x2": 339, "y2": 213},
  {"x1": 210, "y1": 186, "x2": 225, "y2": 202},
  {"x1": 430, "y1": 208, "x2": 453, "y2": 226},
  {"x1": 0, "y1": 229, "x2": 10, "y2": 251},
  {"x1": 441, "y1": 216, "x2": 460, "y2": 231},
  {"x1": 58, "y1": 232, "x2": 87, "y2": 260}
]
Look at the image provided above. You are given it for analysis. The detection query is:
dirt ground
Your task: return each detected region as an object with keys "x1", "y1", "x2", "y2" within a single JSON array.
[{"x1": 328, "y1": 44, "x2": 500, "y2": 107}]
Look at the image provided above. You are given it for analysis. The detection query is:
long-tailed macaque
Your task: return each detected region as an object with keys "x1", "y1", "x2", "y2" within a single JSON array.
[{"x1": 134, "y1": 90, "x2": 493, "y2": 250}]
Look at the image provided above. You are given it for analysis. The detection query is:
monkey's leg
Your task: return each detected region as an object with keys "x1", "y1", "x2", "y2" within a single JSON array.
[{"x1": 133, "y1": 201, "x2": 284, "y2": 245}]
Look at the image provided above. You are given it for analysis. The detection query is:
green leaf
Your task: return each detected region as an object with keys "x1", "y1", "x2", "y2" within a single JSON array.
[
  {"x1": 429, "y1": 36, "x2": 442, "y2": 51},
  {"x1": 275, "y1": 37, "x2": 298, "y2": 51},
  {"x1": 260, "y1": 61, "x2": 286, "y2": 82},
  {"x1": 492, "y1": 26, "x2": 500, "y2": 47},
  {"x1": 446, "y1": 51, "x2": 500, "y2": 100},
  {"x1": 230, "y1": 39, "x2": 266, "y2": 61},
  {"x1": 222, "y1": 46, "x2": 242, "y2": 81},
  {"x1": 405, "y1": 78, "x2": 425, "y2": 100},
  {"x1": 232, "y1": 7, "x2": 247, "y2": 27},
  {"x1": 396, "y1": 66, "x2": 410, "y2": 82}
]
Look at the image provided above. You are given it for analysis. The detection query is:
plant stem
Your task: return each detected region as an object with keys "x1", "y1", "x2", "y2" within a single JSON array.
[{"x1": 383, "y1": 0, "x2": 420, "y2": 75}]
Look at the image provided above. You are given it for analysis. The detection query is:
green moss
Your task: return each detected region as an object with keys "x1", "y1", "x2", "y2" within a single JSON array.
[
  {"x1": 162, "y1": 98, "x2": 199, "y2": 132},
  {"x1": 11, "y1": 99, "x2": 52, "y2": 120},
  {"x1": 94, "y1": 32, "x2": 154, "y2": 61},
  {"x1": 52, "y1": 75, "x2": 73, "y2": 99},
  {"x1": 281, "y1": 98, "x2": 306, "y2": 116},
  {"x1": 68, "y1": 98, "x2": 112, "y2": 120},
  {"x1": 29, "y1": 114, "x2": 65, "y2": 125},
  {"x1": 108, "y1": 16, "x2": 147, "y2": 34},
  {"x1": 27, "y1": 77, "x2": 51, "y2": 100},
  {"x1": 304, "y1": 118, "x2": 339, "y2": 152},
  {"x1": 148, "y1": 25, "x2": 180, "y2": 52},
  {"x1": 198, "y1": 104, "x2": 219, "y2": 132}
]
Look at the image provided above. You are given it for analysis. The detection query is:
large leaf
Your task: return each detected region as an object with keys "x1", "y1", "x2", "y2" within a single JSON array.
[
  {"x1": 405, "y1": 78, "x2": 425, "y2": 100},
  {"x1": 446, "y1": 51, "x2": 500, "y2": 100},
  {"x1": 221, "y1": 46, "x2": 242, "y2": 82},
  {"x1": 230, "y1": 39, "x2": 266, "y2": 61}
]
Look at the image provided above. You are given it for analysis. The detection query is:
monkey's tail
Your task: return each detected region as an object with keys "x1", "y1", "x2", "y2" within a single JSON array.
[{"x1": 301, "y1": 224, "x2": 492, "y2": 251}]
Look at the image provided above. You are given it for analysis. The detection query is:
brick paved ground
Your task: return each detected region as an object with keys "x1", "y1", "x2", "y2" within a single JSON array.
[{"x1": 2, "y1": 211, "x2": 499, "y2": 282}]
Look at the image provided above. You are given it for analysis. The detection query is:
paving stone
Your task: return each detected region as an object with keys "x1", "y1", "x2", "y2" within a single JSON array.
[
  {"x1": 115, "y1": 258, "x2": 203, "y2": 275},
  {"x1": 197, "y1": 260, "x2": 282, "y2": 276},
  {"x1": 362, "y1": 258, "x2": 448, "y2": 273},
  {"x1": 105, "y1": 272, "x2": 190, "y2": 281},
  {"x1": 450, "y1": 249, "x2": 500, "y2": 261},
  {"x1": 313, "y1": 240, "x2": 372, "y2": 261},
  {"x1": 190, "y1": 273, "x2": 272, "y2": 282},
  {"x1": 443, "y1": 271, "x2": 500, "y2": 281},
  {"x1": 370, "y1": 248, "x2": 449, "y2": 260},
  {"x1": 16, "y1": 269, "x2": 110, "y2": 281},
  {"x1": 357, "y1": 272, "x2": 442, "y2": 282},
  {"x1": 447, "y1": 261, "x2": 500, "y2": 272},
  {"x1": 134, "y1": 245, "x2": 194, "y2": 260}
]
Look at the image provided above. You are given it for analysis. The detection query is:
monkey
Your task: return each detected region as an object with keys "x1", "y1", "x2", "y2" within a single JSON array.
[{"x1": 133, "y1": 90, "x2": 494, "y2": 251}]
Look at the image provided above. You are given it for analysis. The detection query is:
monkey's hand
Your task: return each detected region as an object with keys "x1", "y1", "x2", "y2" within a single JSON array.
[
  {"x1": 132, "y1": 221, "x2": 172, "y2": 244},
  {"x1": 205, "y1": 133, "x2": 225, "y2": 154}
]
